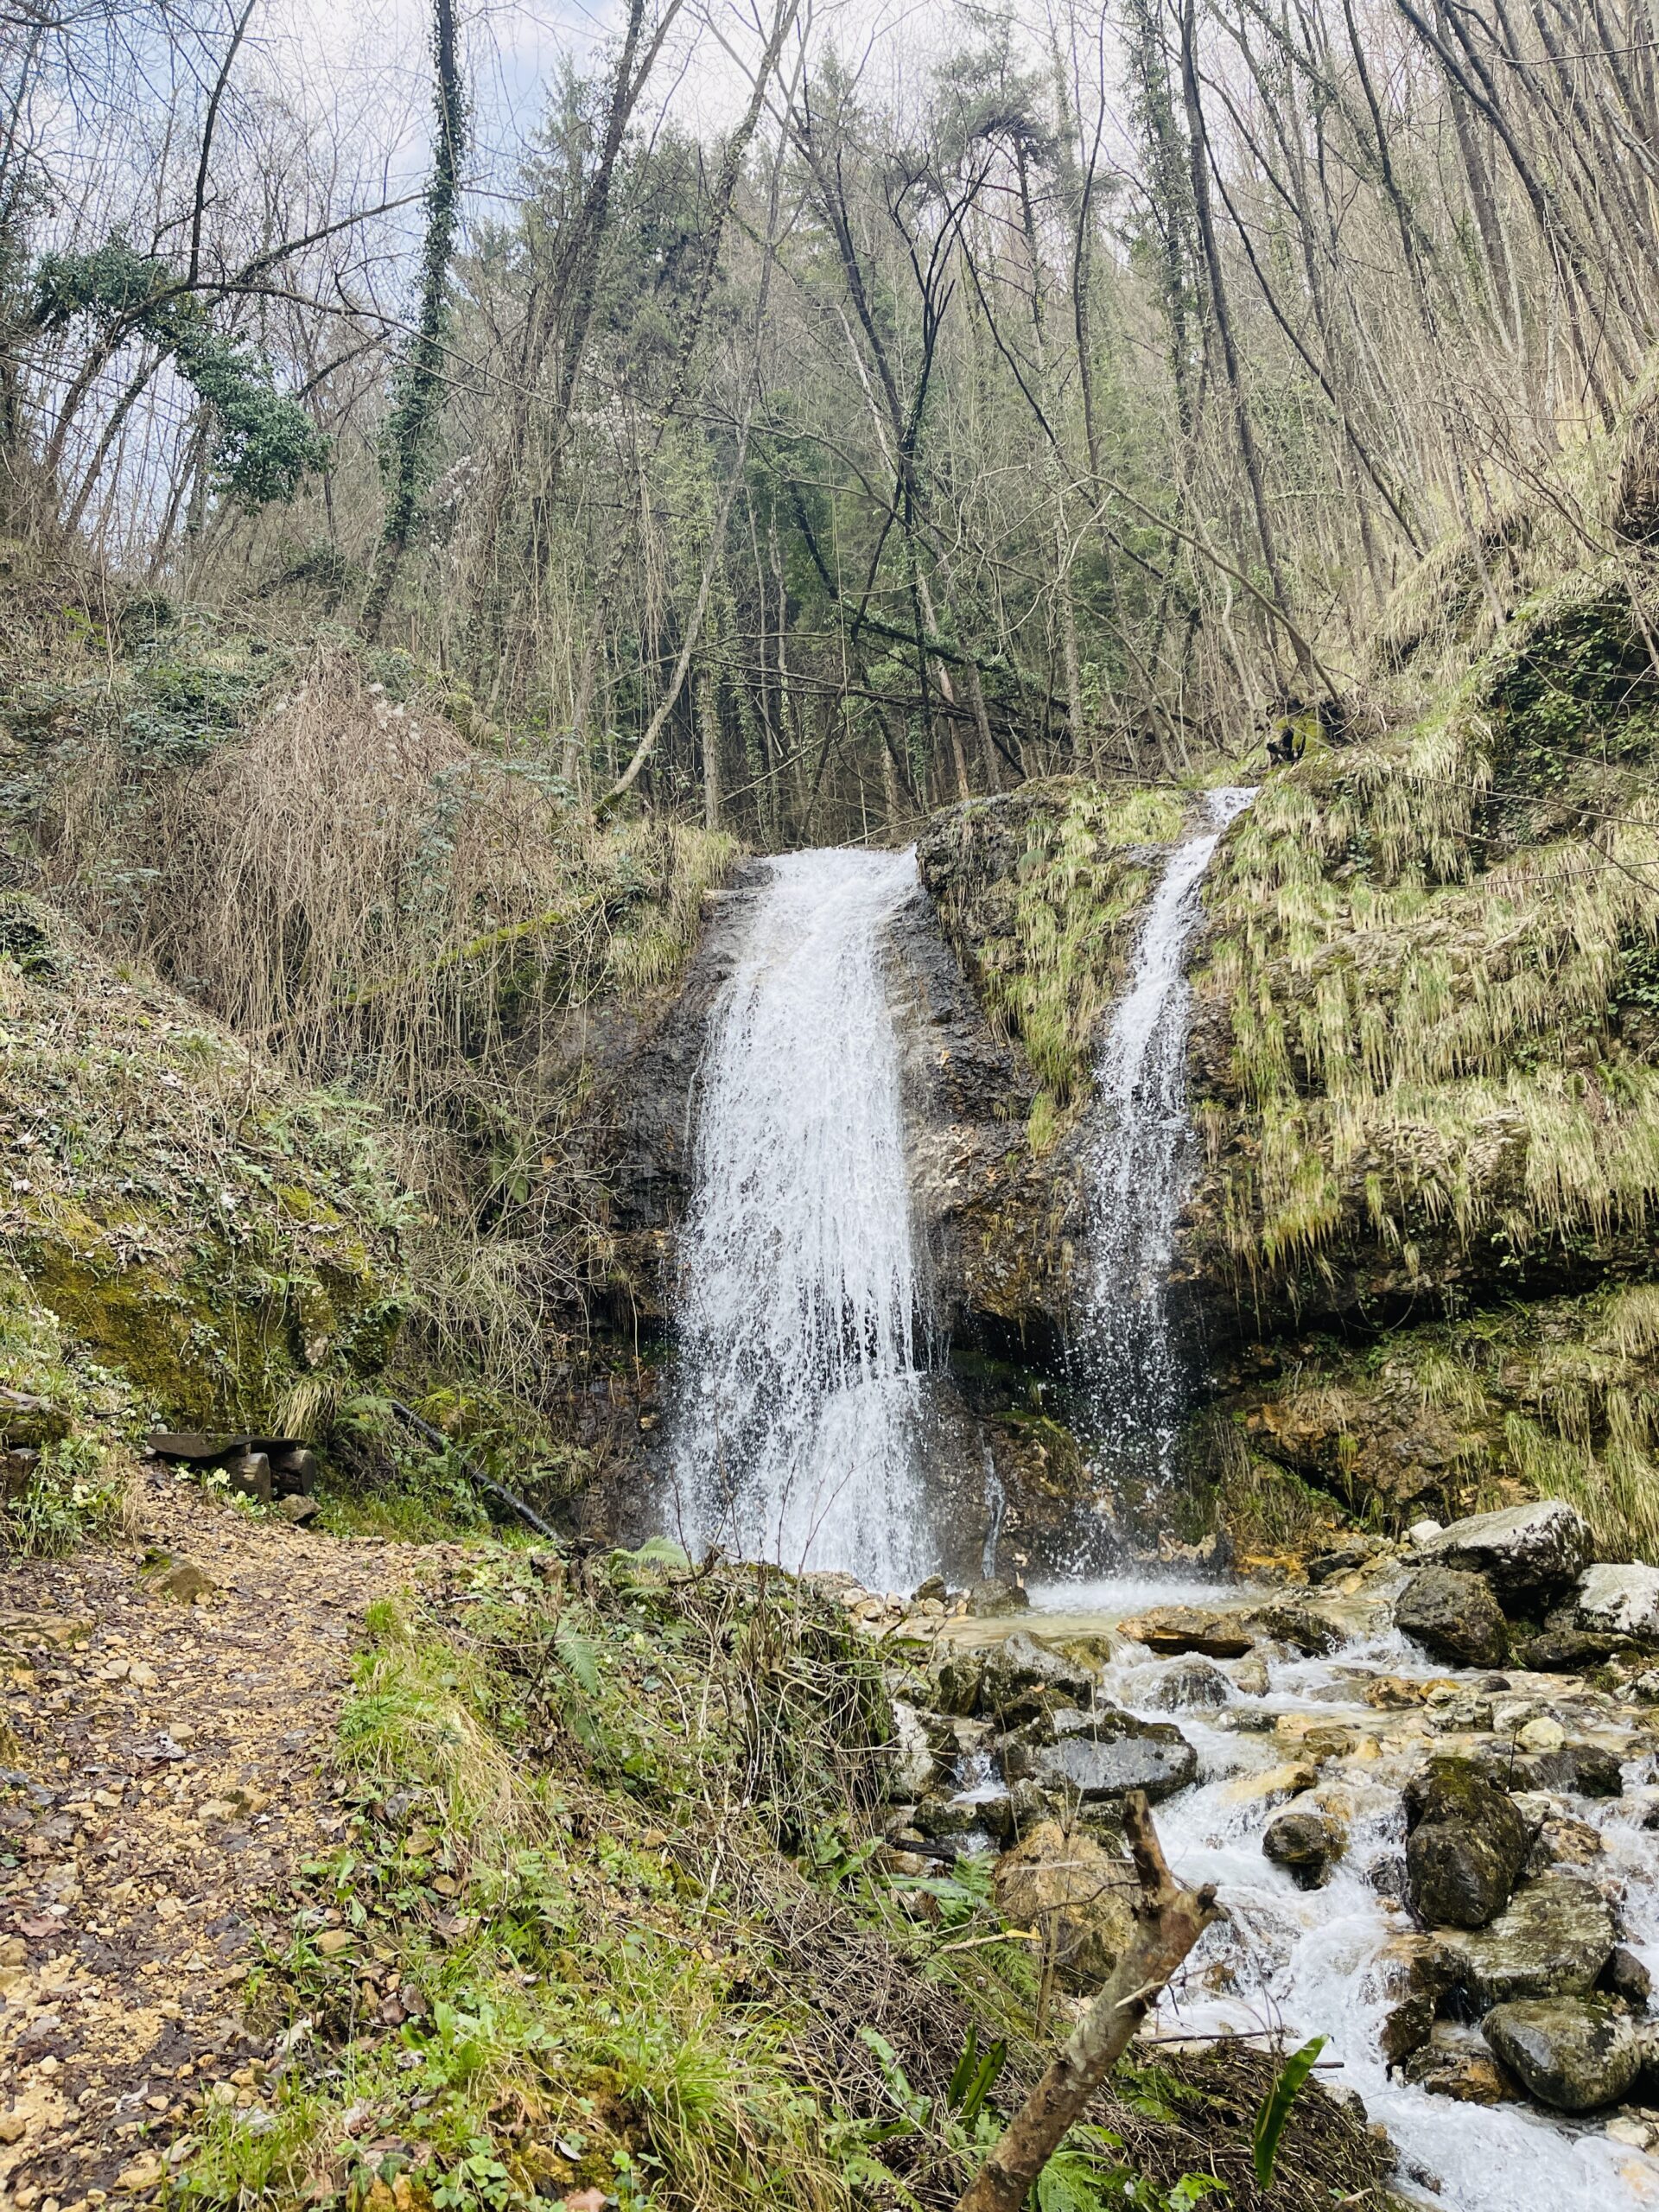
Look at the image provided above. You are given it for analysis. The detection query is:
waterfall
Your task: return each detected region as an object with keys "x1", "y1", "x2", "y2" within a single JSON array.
[
  {"x1": 1083, "y1": 787, "x2": 1256, "y2": 1504},
  {"x1": 670, "y1": 848, "x2": 931, "y2": 1588}
]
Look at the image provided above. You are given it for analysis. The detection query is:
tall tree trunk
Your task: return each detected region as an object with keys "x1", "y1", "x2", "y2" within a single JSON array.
[{"x1": 361, "y1": 0, "x2": 465, "y2": 639}]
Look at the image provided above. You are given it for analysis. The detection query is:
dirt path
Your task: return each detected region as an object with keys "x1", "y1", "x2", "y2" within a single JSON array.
[{"x1": 0, "y1": 1472, "x2": 442, "y2": 2212}]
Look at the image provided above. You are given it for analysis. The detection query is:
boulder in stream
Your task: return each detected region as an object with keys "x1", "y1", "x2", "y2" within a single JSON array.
[
  {"x1": 1250, "y1": 1601, "x2": 1344, "y2": 1657},
  {"x1": 1263, "y1": 1801, "x2": 1342, "y2": 1889},
  {"x1": 1142, "y1": 1655, "x2": 1230, "y2": 1711},
  {"x1": 1117, "y1": 1606, "x2": 1253, "y2": 1659},
  {"x1": 1516, "y1": 1738, "x2": 1624, "y2": 1799},
  {"x1": 979, "y1": 1631, "x2": 1096, "y2": 1723},
  {"x1": 1404, "y1": 1757, "x2": 1529, "y2": 1927},
  {"x1": 1419, "y1": 1500, "x2": 1592, "y2": 1599},
  {"x1": 1577, "y1": 1562, "x2": 1659, "y2": 1646},
  {"x1": 1395, "y1": 1566, "x2": 1510, "y2": 1669},
  {"x1": 993, "y1": 1818, "x2": 1135, "y2": 1989},
  {"x1": 1017, "y1": 1711, "x2": 1198, "y2": 1804},
  {"x1": 1433, "y1": 1872, "x2": 1618, "y2": 2009},
  {"x1": 1512, "y1": 1626, "x2": 1632, "y2": 1670},
  {"x1": 1602, "y1": 1945, "x2": 1652, "y2": 2007},
  {"x1": 1402, "y1": 2028, "x2": 1520, "y2": 2103},
  {"x1": 1481, "y1": 1995, "x2": 1641, "y2": 2111}
]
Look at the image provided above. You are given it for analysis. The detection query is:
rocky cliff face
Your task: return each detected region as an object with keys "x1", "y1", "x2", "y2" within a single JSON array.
[{"x1": 899, "y1": 564, "x2": 1659, "y2": 1564}]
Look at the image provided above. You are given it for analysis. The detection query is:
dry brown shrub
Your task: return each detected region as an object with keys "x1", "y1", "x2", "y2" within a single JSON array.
[{"x1": 140, "y1": 652, "x2": 601, "y2": 1099}]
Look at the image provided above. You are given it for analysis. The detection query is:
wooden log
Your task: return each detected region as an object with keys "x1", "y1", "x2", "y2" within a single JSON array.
[{"x1": 953, "y1": 1791, "x2": 1222, "y2": 2212}]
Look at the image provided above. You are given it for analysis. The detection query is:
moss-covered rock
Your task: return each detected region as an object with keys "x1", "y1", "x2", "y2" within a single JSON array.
[
  {"x1": 1482, "y1": 1995, "x2": 1642, "y2": 2112},
  {"x1": 1404, "y1": 1757, "x2": 1530, "y2": 1928},
  {"x1": 0, "y1": 916, "x2": 408, "y2": 1433}
]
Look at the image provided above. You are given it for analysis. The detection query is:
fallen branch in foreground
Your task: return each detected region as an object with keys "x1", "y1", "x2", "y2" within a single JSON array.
[{"x1": 953, "y1": 1790, "x2": 1223, "y2": 2212}]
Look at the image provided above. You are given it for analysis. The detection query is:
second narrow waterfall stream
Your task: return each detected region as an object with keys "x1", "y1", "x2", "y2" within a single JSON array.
[
  {"x1": 670, "y1": 847, "x2": 930, "y2": 1589},
  {"x1": 1080, "y1": 785, "x2": 1256, "y2": 1505}
]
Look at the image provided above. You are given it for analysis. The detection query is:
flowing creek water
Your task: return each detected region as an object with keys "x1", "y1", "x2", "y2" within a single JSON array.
[{"x1": 969, "y1": 1581, "x2": 1659, "y2": 2212}]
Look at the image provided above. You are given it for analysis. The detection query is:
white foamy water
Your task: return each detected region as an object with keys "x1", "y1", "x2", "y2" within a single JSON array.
[
  {"x1": 1081, "y1": 786, "x2": 1256, "y2": 1499},
  {"x1": 1016, "y1": 1588, "x2": 1659, "y2": 2212},
  {"x1": 670, "y1": 848, "x2": 930, "y2": 1587}
]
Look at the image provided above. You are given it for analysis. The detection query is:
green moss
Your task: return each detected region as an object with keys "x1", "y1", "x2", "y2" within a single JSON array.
[
  {"x1": 1, "y1": 934, "x2": 409, "y2": 1435},
  {"x1": 918, "y1": 777, "x2": 1187, "y2": 1125},
  {"x1": 1237, "y1": 1285, "x2": 1659, "y2": 1558},
  {"x1": 0, "y1": 1262, "x2": 138, "y2": 1555}
]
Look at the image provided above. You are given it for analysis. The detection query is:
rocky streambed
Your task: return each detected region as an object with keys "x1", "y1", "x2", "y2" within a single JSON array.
[{"x1": 832, "y1": 1499, "x2": 1659, "y2": 2212}]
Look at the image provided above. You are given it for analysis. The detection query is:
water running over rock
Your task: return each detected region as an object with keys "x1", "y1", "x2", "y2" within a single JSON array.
[
  {"x1": 1082, "y1": 786, "x2": 1256, "y2": 1505},
  {"x1": 670, "y1": 848, "x2": 930, "y2": 1587}
]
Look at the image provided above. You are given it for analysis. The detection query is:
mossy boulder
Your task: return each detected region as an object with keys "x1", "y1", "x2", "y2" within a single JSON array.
[
  {"x1": 1395, "y1": 1566, "x2": 1510, "y2": 1669},
  {"x1": 1433, "y1": 1873, "x2": 1618, "y2": 2008},
  {"x1": 1, "y1": 921, "x2": 408, "y2": 1430},
  {"x1": 1404, "y1": 1758, "x2": 1529, "y2": 1929},
  {"x1": 1482, "y1": 1996, "x2": 1641, "y2": 2112}
]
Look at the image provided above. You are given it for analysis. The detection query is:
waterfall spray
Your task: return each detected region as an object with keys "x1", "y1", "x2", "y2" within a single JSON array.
[
  {"x1": 671, "y1": 849, "x2": 930, "y2": 1587},
  {"x1": 1082, "y1": 787, "x2": 1256, "y2": 1506}
]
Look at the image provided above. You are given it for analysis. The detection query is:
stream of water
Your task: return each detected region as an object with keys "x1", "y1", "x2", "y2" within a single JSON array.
[
  {"x1": 1079, "y1": 786, "x2": 1256, "y2": 1502},
  {"x1": 1013, "y1": 1586, "x2": 1659, "y2": 2212},
  {"x1": 670, "y1": 848, "x2": 929, "y2": 1588}
]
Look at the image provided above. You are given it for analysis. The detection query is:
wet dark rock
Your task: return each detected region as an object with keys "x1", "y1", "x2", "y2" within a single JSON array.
[
  {"x1": 1482, "y1": 1995, "x2": 1641, "y2": 2112},
  {"x1": 1519, "y1": 1740, "x2": 1624, "y2": 1799},
  {"x1": 1117, "y1": 1606, "x2": 1253, "y2": 1659},
  {"x1": 1381, "y1": 1990, "x2": 1437, "y2": 2065},
  {"x1": 1433, "y1": 1872, "x2": 1618, "y2": 2009},
  {"x1": 1601, "y1": 1946, "x2": 1652, "y2": 2008},
  {"x1": 979, "y1": 1632, "x2": 1096, "y2": 1724},
  {"x1": 1251, "y1": 1602, "x2": 1344, "y2": 1656},
  {"x1": 1142, "y1": 1656, "x2": 1230, "y2": 1712},
  {"x1": 1395, "y1": 1566, "x2": 1510, "y2": 1669},
  {"x1": 1402, "y1": 2031, "x2": 1520, "y2": 2103},
  {"x1": 1420, "y1": 1500, "x2": 1592, "y2": 1600},
  {"x1": 1403, "y1": 1758, "x2": 1529, "y2": 1929},
  {"x1": 967, "y1": 1580, "x2": 1030, "y2": 1619},
  {"x1": 1013, "y1": 1711, "x2": 1198, "y2": 1804},
  {"x1": 1577, "y1": 1564, "x2": 1659, "y2": 1647},
  {"x1": 1513, "y1": 1627, "x2": 1630, "y2": 1670},
  {"x1": 1263, "y1": 1806, "x2": 1341, "y2": 1889}
]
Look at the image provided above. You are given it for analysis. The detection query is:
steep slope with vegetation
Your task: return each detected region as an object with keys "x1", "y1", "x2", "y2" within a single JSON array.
[{"x1": 0, "y1": 557, "x2": 734, "y2": 1543}]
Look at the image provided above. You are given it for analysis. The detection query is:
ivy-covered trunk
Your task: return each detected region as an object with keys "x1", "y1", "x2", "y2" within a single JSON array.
[{"x1": 361, "y1": 0, "x2": 466, "y2": 639}]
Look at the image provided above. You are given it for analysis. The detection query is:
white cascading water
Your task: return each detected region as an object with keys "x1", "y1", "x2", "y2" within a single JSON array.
[
  {"x1": 670, "y1": 848, "x2": 931, "y2": 1588},
  {"x1": 1050, "y1": 1607, "x2": 1659, "y2": 2212},
  {"x1": 1083, "y1": 787, "x2": 1257, "y2": 1499}
]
